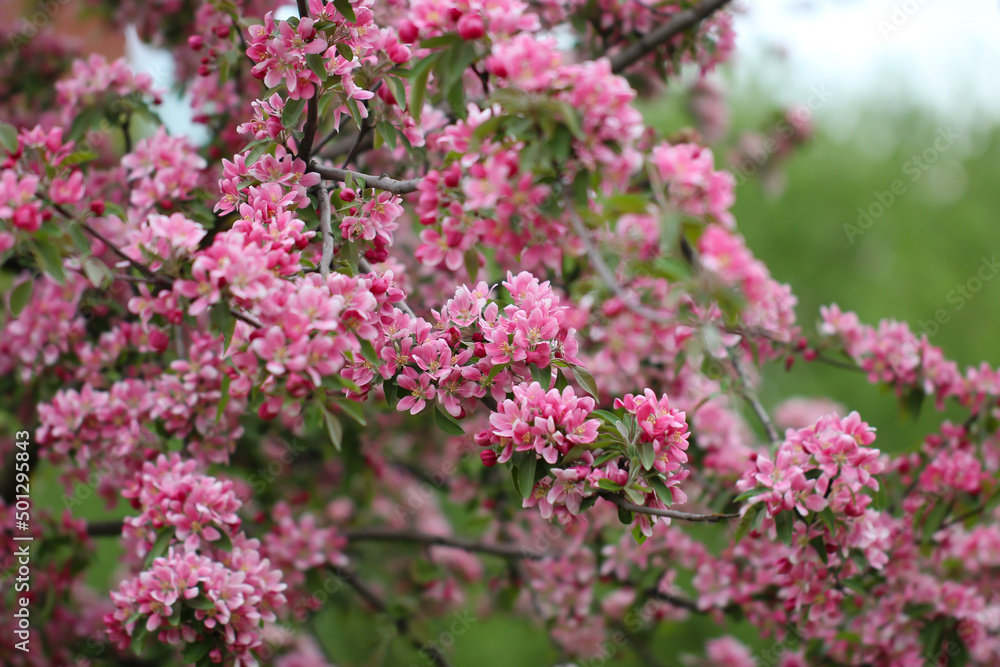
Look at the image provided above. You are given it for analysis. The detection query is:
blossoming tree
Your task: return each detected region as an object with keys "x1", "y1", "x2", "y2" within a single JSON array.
[{"x1": 0, "y1": 0, "x2": 997, "y2": 665}]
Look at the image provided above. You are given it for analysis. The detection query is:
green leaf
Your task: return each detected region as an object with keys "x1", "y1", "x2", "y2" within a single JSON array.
[
  {"x1": 145, "y1": 528, "x2": 175, "y2": 568},
  {"x1": 408, "y1": 54, "x2": 437, "y2": 124},
  {"x1": 733, "y1": 487, "x2": 767, "y2": 503},
  {"x1": 375, "y1": 121, "x2": 396, "y2": 150},
  {"x1": 359, "y1": 338, "x2": 379, "y2": 365},
  {"x1": 636, "y1": 440, "x2": 655, "y2": 471},
  {"x1": 387, "y1": 76, "x2": 407, "y2": 111},
  {"x1": 922, "y1": 501, "x2": 950, "y2": 543},
  {"x1": 616, "y1": 502, "x2": 633, "y2": 525},
  {"x1": 345, "y1": 97, "x2": 363, "y2": 129},
  {"x1": 245, "y1": 141, "x2": 271, "y2": 166},
  {"x1": 321, "y1": 403, "x2": 344, "y2": 451},
  {"x1": 647, "y1": 476, "x2": 673, "y2": 506},
  {"x1": 31, "y1": 239, "x2": 66, "y2": 283},
  {"x1": 383, "y1": 379, "x2": 398, "y2": 408},
  {"x1": 337, "y1": 398, "x2": 367, "y2": 426},
  {"x1": 595, "y1": 478, "x2": 624, "y2": 492},
  {"x1": 81, "y1": 257, "x2": 112, "y2": 289},
  {"x1": 810, "y1": 535, "x2": 828, "y2": 564},
  {"x1": 186, "y1": 597, "x2": 217, "y2": 611},
  {"x1": 899, "y1": 386, "x2": 925, "y2": 423},
  {"x1": 463, "y1": 248, "x2": 479, "y2": 283},
  {"x1": 281, "y1": 97, "x2": 307, "y2": 129},
  {"x1": 182, "y1": 640, "x2": 214, "y2": 663},
  {"x1": 131, "y1": 622, "x2": 150, "y2": 655},
  {"x1": 516, "y1": 452, "x2": 537, "y2": 501},
  {"x1": 215, "y1": 372, "x2": 231, "y2": 424},
  {"x1": 209, "y1": 303, "x2": 236, "y2": 353},
  {"x1": 62, "y1": 150, "x2": 99, "y2": 166},
  {"x1": 631, "y1": 525, "x2": 647, "y2": 546},
  {"x1": 734, "y1": 504, "x2": 763, "y2": 544},
  {"x1": 570, "y1": 364, "x2": 599, "y2": 399},
  {"x1": 214, "y1": 530, "x2": 233, "y2": 553},
  {"x1": 335, "y1": 42, "x2": 354, "y2": 62},
  {"x1": 529, "y1": 363, "x2": 550, "y2": 388},
  {"x1": 332, "y1": 0, "x2": 357, "y2": 22},
  {"x1": 434, "y1": 406, "x2": 465, "y2": 436},
  {"x1": 775, "y1": 510, "x2": 794, "y2": 546},
  {"x1": 419, "y1": 34, "x2": 461, "y2": 48},
  {"x1": 592, "y1": 410, "x2": 621, "y2": 426},
  {"x1": 306, "y1": 53, "x2": 328, "y2": 81},
  {"x1": 0, "y1": 121, "x2": 18, "y2": 153},
  {"x1": 818, "y1": 506, "x2": 837, "y2": 532},
  {"x1": 68, "y1": 106, "x2": 103, "y2": 142},
  {"x1": 904, "y1": 603, "x2": 936, "y2": 618},
  {"x1": 9, "y1": 280, "x2": 33, "y2": 317}
]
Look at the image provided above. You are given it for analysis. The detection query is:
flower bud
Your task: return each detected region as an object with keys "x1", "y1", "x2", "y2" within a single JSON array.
[
  {"x1": 457, "y1": 14, "x2": 485, "y2": 40},
  {"x1": 398, "y1": 20, "x2": 419, "y2": 44}
]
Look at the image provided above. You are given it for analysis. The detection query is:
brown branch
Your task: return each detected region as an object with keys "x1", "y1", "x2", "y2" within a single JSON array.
[
  {"x1": 87, "y1": 522, "x2": 542, "y2": 560},
  {"x1": 317, "y1": 185, "x2": 333, "y2": 279},
  {"x1": 310, "y1": 162, "x2": 421, "y2": 194},
  {"x1": 345, "y1": 527, "x2": 547, "y2": 559},
  {"x1": 294, "y1": 0, "x2": 319, "y2": 163},
  {"x1": 609, "y1": 0, "x2": 734, "y2": 74},
  {"x1": 600, "y1": 492, "x2": 738, "y2": 523}
]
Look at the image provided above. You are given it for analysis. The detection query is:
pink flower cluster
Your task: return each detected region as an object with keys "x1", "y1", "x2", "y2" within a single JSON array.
[
  {"x1": 123, "y1": 212, "x2": 206, "y2": 272},
  {"x1": 403, "y1": 0, "x2": 539, "y2": 41},
  {"x1": 121, "y1": 127, "x2": 208, "y2": 213},
  {"x1": 486, "y1": 381, "x2": 600, "y2": 467},
  {"x1": 818, "y1": 304, "x2": 982, "y2": 409},
  {"x1": 650, "y1": 142, "x2": 735, "y2": 229},
  {"x1": 358, "y1": 271, "x2": 582, "y2": 420},
  {"x1": 54, "y1": 54, "x2": 159, "y2": 119},
  {"x1": 106, "y1": 454, "x2": 287, "y2": 665},
  {"x1": 615, "y1": 389, "x2": 691, "y2": 477},
  {"x1": 738, "y1": 411, "x2": 883, "y2": 520},
  {"x1": 121, "y1": 454, "x2": 242, "y2": 555},
  {"x1": 0, "y1": 168, "x2": 43, "y2": 235},
  {"x1": 247, "y1": 13, "x2": 329, "y2": 100},
  {"x1": 1, "y1": 276, "x2": 87, "y2": 380}
]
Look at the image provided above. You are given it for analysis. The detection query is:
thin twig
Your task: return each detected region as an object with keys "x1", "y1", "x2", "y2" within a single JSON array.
[
  {"x1": 609, "y1": 0, "x2": 734, "y2": 73},
  {"x1": 345, "y1": 527, "x2": 547, "y2": 559},
  {"x1": 330, "y1": 566, "x2": 452, "y2": 667},
  {"x1": 599, "y1": 493, "x2": 738, "y2": 523},
  {"x1": 565, "y1": 197, "x2": 673, "y2": 324},
  {"x1": 310, "y1": 162, "x2": 421, "y2": 194},
  {"x1": 317, "y1": 185, "x2": 333, "y2": 279},
  {"x1": 340, "y1": 82, "x2": 382, "y2": 168},
  {"x1": 730, "y1": 351, "x2": 780, "y2": 444}
]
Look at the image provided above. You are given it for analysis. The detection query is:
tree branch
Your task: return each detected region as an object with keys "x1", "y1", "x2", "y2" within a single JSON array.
[
  {"x1": 310, "y1": 162, "x2": 421, "y2": 194},
  {"x1": 729, "y1": 350, "x2": 780, "y2": 444},
  {"x1": 330, "y1": 566, "x2": 452, "y2": 667},
  {"x1": 294, "y1": 0, "x2": 319, "y2": 163},
  {"x1": 565, "y1": 197, "x2": 674, "y2": 324},
  {"x1": 317, "y1": 185, "x2": 333, "y2": 279},
  {"x1": 87, "y1": 522, "x2": 543, "y2": 560},
  {"x1": 599, "y1": 492, "x2": 738, "y2": 523},
  {"x1": 609, "y1": 0, "x2": 734, "y2": 74},
  {"x1": 345, "y1": 527, "x2": 547, "y2": 559}
]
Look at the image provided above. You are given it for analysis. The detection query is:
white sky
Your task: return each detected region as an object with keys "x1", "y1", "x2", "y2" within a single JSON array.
[{"x1": 729, "y1": 0, "x2": 1000, "y2": 132}]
